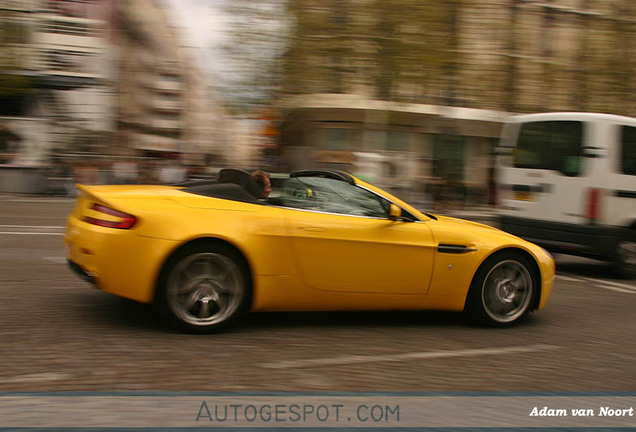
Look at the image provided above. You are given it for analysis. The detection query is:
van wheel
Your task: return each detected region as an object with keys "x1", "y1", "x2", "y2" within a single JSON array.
[{"x1": 613, "y1": 240, "x2": 636, "y2": 279}]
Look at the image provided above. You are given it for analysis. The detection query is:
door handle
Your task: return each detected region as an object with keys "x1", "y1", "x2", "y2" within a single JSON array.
[{"x1": 298, "y1": 226, "x2": 328, "y2": 233}]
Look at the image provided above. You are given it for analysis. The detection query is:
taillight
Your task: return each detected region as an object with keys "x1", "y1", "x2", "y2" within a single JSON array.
[
  {"x1": 83, "y1": 204, "x2": 137, "y2": 229},
  {"x1": 585, "y1": 188, "x2": 602, "y2": 224}
]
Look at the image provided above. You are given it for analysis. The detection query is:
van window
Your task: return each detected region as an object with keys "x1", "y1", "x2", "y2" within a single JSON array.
[
  {"x1": 621, "y1": 126, "x2": 636, "y2": 176},
  {"x1": 514, "y1": 121, "x2": 584, "y2": 176}
]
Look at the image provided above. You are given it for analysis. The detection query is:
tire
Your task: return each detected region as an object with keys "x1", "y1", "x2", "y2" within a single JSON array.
[
  {"x1": 612, "y1": 239, "x2": 636, "y2": 279},
  {"x1": 466, "y1": 251, "x2": 536, "y2": 326},
  {"x1": 156, "y1": 243, "x2": 251, "y2": 333}
]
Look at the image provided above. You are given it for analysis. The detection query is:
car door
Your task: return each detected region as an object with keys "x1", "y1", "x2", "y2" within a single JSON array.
[{"x1": 281, "y1": 176, "x2": 436, "y2": 294}]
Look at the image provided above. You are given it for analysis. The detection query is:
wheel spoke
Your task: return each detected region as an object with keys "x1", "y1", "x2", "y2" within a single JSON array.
[
  {"x1": 512, "y1": 274, "x2": 526, "y2": 290},
  {"x1": 215, "y1": 295, "x2": 228, "y2": 315},
  {"x1": 503, "y1": 266, "x2": 518, "y2": 282},
  {"x1": 214, "y1": 267, "x2": 233, "y2": 285},
  {"x1": 181, "y1": 263, "x2": 202, "y2": 284},
  {"x1": 488, "y1": 298, "x2": 506, "y2": 314},
  {"x1": 175, "y1": 278, "x2": 199, "y2": 294},
  {"x1": 201, "y1": 258, "x2": 215, "y2": 277},
  {"x1": 183, "y1": 291, "x2": 200, "y2": 310},
  {"x1": 216, "y1": 279, "x2": 236, "y2": 294}
]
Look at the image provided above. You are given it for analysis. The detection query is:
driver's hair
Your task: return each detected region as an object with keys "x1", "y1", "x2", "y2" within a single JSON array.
[{"x1": 250, "y1": 170, "x2": 269, "y2": 189}]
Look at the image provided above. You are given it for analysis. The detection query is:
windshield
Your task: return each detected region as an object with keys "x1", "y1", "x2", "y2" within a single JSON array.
[{"x1": 274, "y1": 176, "x2": 391, "y2": 218}]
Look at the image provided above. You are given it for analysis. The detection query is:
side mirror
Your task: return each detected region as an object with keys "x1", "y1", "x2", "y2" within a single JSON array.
[{"x1": 389, "y1": 204, "x2": 402, "y2": 220}]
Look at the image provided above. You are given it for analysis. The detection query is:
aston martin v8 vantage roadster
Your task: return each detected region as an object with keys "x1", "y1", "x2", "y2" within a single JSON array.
[{"x1": 64, "y1": 169, "x2": 554, "y2": 333}]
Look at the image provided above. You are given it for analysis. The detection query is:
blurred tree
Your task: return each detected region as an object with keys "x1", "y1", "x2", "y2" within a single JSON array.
[
  {"x1": 223, "y1": 0, "x2": 463, "y2": 108},
  {"x1": 571, "y1": 0, "x2": 591, "y2": 111},
  {"x1": 581, "y1": 0, "x2": 635, "y2": 115},
  {"x1": 220, "y1": 0, "x2": 291, "y2": 114},
  {"x1": 540, "y1": 0, "x2": 555, "y2": 110},
  {"x1": 607, "y1": 0, "x2": 635, "y2": 114},
  {"x1": 281, "y1": 0, "x2": 462, "y2": 105},
  {"x1": 0, "y1": 12, "x2": 32, "y2": 97},
  {"x1": 506, "y1": 0, "x2": 520, "y2": 112},
  {"x1": 0, "y1": 9, "x2": 33, "y2": 118},
  {"x1": 369, "y1": 0, "x2": 461, "y2": 103},
  {"x1": 223, "y1": 0, "x2": 636, "y2": 117}
]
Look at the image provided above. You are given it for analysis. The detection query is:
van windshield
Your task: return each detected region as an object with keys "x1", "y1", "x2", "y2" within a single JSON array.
[{"x1": 514, "y1": 121, "x2": 584, "y2": 176}]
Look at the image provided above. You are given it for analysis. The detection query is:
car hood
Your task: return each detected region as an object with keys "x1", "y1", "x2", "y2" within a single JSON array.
[
  {"x1": 424, "y1": 213, "x2": 533, "y2": 253},
  {"x1": 432, "y1": 214, "x2": 502, "y2": 232}
]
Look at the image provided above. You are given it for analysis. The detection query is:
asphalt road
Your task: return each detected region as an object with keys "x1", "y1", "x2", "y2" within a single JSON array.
[{"x1": 1, "y1": 195, "x2": 635, "y2": 393}]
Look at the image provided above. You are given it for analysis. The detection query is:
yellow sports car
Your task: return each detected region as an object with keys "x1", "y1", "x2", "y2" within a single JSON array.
[{"x1": 64, "y1": 169, "x2": 554, "y2": 333}]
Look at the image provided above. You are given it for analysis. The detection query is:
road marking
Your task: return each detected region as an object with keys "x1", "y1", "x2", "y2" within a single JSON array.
[
  {"x1": 0, "y1": 232, "x2": 63, "y2": 235},
  {"x1": 556, "y1": 275, "x2": 581, "y2": 282},
  {"x1": 260, "y1": 344, "x2": 558, "y2": 369},
  {"x1": 0, "y1": 224, "x2": 64, "y2": 235},
  {"x1": 595, "y1": 279, "x2": 636, "y2": 291},
  {"x1": 0, "y1": 372, "x2": 72, "y2": 384},
  {"x1": 43, "y1": 256, "x2": 68, "y2": 264},
  {"x1": 575, "y1": 276, "x2": 636, "y2": 294},
  {"x1": 557, "y1": 273, "x2": 636, "y2": 294},
  {"x1": 596, "y1": 285, "x2": 634, "y2": 294},
  {"x1": 0, "y1": 225, "x2": 64, "y2": 228},
  {"x1": 0, "y1": 198, "x2": 75, "y2": 203}
]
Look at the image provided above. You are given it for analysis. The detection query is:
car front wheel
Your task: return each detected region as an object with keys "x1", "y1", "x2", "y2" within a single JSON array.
[
  {"x1": 157, "y1": 243, "x2": 251, "y2": 333},
  {"x1": 466, "y1": 252, "x2": 536, "y2": 326}
]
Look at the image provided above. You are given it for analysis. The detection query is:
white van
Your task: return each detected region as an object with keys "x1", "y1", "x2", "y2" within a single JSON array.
[{"x1": 496, "y1": 112, "x2": 636, "y2": 277}]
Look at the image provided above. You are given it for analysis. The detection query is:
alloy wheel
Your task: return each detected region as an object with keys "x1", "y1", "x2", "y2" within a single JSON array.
[
  {"x1": 481, "y1": 259, "x2": 533, "y2": 324},
  {"x1": 166, "y1": 252, "x2": 244, "y2": 327}
]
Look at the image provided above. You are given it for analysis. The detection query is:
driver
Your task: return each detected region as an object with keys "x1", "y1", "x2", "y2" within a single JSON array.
[{"x1": 248, "y1": 170, "x2": 271, "y2": 199}]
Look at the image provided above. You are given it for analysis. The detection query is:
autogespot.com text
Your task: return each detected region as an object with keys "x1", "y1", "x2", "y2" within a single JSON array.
[{"x1": 196, "y1": 401, "x2": 400, "y2": 424}]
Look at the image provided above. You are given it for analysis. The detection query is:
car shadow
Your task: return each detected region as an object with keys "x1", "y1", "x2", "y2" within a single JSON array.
[
  {"x1": 76, "y1": 292, "x2": 544, "y2": 334},
  {"x1": 77, "y1": 292, "x2": 470, "y2": 333},
  {"x1": 243, "y1": 310, "x2": 467, "y2": 331},
  {"x1": 73, "y1": 292, "x2": 170, "y2": 333}
]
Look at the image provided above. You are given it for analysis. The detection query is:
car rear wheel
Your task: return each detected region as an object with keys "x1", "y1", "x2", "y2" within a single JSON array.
[
  {"x1": 157, "y1": 244, "x2": 251, "y2": 333},
  {"x1": 466, "y1": 252, "x2": 536, "y2": 326}
]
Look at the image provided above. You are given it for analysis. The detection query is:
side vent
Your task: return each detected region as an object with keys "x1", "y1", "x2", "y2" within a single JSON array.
[{"x1": 438, "y1": 244, "x2": 477, "y2": 254}]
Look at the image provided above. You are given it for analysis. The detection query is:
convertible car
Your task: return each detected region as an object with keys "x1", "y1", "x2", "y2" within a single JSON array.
[{"x1": 64, "y1": 169, "x2": 555, "y2": 333}]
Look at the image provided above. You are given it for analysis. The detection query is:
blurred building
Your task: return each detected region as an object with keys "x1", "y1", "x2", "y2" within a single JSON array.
[
  {"x1": 181, "y1": 70, "x2": 230, "y2": 169},
  {"x1": 277, "y1": 0, "x2": 635, "y2": 205},
  {"x1": 114, "y1": 0, "x2": 227, "y2": 166},
  {"x1": 280, "y1": 94, "x2": 501, "y2": 205},
  {"x1": 1, "y1": 0, "x2": 228, "y2": 193},
  {"x1": 1, "y1": 0, "x2": 114, "y2": 191}
]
